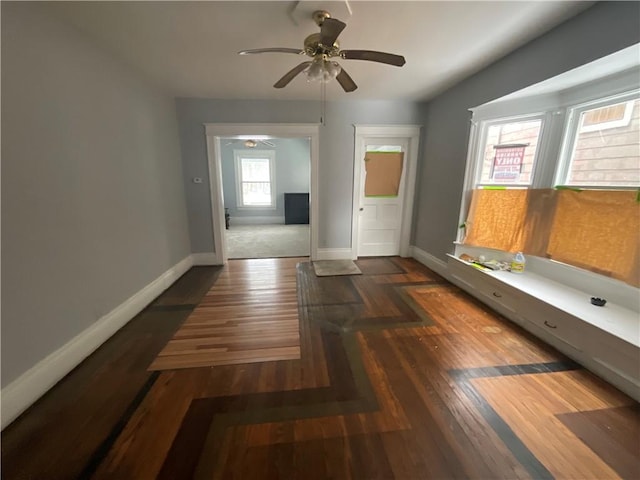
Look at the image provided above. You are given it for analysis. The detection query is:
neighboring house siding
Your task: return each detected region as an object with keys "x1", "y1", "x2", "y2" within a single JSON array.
[
  {"x1": 481, "y1": 121, "x2": 541, "y2": 185},
  {"x1": 569, "y1": 100, "x2": 640, "y2": 185}
]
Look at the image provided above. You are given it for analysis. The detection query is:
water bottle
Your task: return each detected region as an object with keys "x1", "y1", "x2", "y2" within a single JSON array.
[{"x1": 511, "y1": 252, "x2": 526, "y2": 273}]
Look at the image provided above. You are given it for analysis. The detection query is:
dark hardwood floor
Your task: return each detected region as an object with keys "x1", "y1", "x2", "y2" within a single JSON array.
[{"x1": 2, "y1": 257, "x2": 638, "y2": 479}]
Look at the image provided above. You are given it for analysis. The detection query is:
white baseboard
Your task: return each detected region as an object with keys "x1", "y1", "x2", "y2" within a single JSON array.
[
  {"x1": 410, "y1": 246, "x2": 450, "y2": 279},
  {"x1": 191, "y1": 252, "x2": 222, "y2": 266},
  {"x1": 315, "y1": 248, "x2": 354, "y2": 261},
  {"x1": 0, "y1": 255, "x2": 194, "y2": 430},
  {"x1": 230, "y1": 216, "x2": 285, "y2": 225}
]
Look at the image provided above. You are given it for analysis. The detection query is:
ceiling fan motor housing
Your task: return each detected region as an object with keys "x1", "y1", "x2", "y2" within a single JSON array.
[
  {"x1": 312, "y1": 10, "x2": 332, "y2": 26},
  {"x1": 304, "y1": 33, "x2": 340, "y2": 57}
]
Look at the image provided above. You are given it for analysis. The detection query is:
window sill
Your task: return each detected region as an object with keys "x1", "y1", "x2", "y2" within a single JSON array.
[
  {"x1": 236, "y1": 205, "x2": 277, "y2": 210},
  {"x1": 447, "y1": 253, "x2": 639, "y2": 348}
]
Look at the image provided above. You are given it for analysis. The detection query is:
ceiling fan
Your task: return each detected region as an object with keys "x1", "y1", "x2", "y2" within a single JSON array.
[{"x1": 238, "y1": 10, "x2": 406, "y2": 92}]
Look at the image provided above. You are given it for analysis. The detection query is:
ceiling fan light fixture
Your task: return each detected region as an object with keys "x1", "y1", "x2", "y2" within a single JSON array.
[
  {"x1": 306, "y1": 56, "x2": 325, "y2": 82},
  {"x1": 305, "y1": 56, "x2": 342, "y2": 83},
  {"x1": 324, "y1": 61, "x2": 341, "y2": 81},
  {"x1": 244, "y1": 139, "x2": 258, "y2": 148}
]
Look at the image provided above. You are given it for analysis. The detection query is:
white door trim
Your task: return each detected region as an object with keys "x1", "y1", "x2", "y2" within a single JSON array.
[
  {"x1": 204, "y1": 123, "x2": 320, "y2": 263},
  {"x1": 351, "y1": 125, "x2": 421, "y2": 259}
]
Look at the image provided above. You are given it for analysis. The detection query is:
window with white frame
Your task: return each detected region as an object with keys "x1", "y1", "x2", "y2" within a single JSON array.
[
  {"x1": 468, "y1": 88, "x2": 640, "y2": 191},
  {"x1": 458, "y1": 76, "x2": 640, "y2": 284},
  {"x1": 474, "y1": 116, "x2": 544, "y2": 187},
  {"x1": 557, "y1": 91, "x2": 640, "y2": 187},
  {"x1": 234, "y1": 150, "x2": 275, "y2": 208}
]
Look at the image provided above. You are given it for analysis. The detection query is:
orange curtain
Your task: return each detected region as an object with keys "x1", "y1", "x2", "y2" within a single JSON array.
[
  {"x1": 464, "y1": 189, "x2": 529, "y2": 253},
  {"x1": 463, "y1": 188, "x2": 640, "y2": 286},
  {"x1": 547, "y1": 190, "x2": 639, "y2": 286}
]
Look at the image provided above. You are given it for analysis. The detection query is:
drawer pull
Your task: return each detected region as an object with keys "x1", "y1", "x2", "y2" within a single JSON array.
[
  {"x1": 492, "y1": 292, "x2": 502, "y2": 298},
  {"x1": 544, "y1": 320, "x2": 557, "y2": 329}
]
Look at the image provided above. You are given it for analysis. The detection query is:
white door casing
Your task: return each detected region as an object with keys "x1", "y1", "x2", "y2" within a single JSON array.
[
  {"x1": 205, "y1": 123, "x2": 320, "y2": 264},
  {"x1": 351, "y1": 125, "x2": 421, "y2": 258},
  {"x1": 357, "y1": 137, "x2": 409, "y2": 256}
]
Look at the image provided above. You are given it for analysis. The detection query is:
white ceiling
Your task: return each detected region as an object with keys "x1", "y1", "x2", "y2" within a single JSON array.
[{"x1": 46, "y1": 1, "x2": 594, "y2": 101}]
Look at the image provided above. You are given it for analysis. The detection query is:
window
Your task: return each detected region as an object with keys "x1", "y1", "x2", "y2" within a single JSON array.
[
  {"x1": 475, "y1": 117, "x2": 544, "y2": 187},
  {"x1": 460, "y1": 81, "x2": 640, "y2": 286},
  {"x1": 558, "y1": 92, "x2": 640, "y2": 187},
  {"x1": 234, "y1": 150, "x2": 275, "y2": 208},
  {"x1": 366, "y1": 145, "x2": 402, "y2": 152}
]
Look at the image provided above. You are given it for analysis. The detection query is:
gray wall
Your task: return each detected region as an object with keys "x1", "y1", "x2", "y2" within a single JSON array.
[
  {"x1": 413, "y1": 1, "x2": 640, "y2": 262},
  {"x1": 176, "y1": 99, "x2": 422, "y2": 252},
  {"x1": 1, "y1": 3, "x2": 191, "y2": 387},
  {"x1": 221, "y1": 139, "x2": 310, "y2": 220}
]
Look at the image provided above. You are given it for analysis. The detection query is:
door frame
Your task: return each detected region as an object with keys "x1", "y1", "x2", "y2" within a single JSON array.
[
  {"x1": 205, "y1": 123, "x2": 319, "y2": 264},
  {"x1": 351, "y1": 125, "x2": 421, "y2": 259}
]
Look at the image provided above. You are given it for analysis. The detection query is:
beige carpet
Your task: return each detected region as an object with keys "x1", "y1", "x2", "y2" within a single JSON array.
[
  {"x1": 226, "y1": 224, "x2": 310, "y2": 259},
  {"x1": 313, "y1": 260, "x2": 362, "y2": 276}
]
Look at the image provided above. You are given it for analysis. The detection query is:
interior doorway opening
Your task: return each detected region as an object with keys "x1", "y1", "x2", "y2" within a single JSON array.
[
  {"x1": 205, "y1": 124, "x2": 320, "y2": 264},
  {"x1": 220, "y1": 136, "x2": 311, "y2": 259}
]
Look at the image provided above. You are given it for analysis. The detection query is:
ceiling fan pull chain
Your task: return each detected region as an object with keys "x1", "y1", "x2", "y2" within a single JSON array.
[{"x1": 321, "y1": 81, "x2": 327, "y2": 126}]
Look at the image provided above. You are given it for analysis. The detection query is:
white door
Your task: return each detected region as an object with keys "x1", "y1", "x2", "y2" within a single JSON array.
[{"x1": 357, "y1": 138, "x2": 409, "y2": 256}]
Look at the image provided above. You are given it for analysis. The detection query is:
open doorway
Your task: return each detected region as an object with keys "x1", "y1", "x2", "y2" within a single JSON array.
[
  {"x1": 221, "y1": 137, "x2": 311, "y2": 259},
  {"x1": 204, "y1": 124, "x2": 320, "y2": 264}
]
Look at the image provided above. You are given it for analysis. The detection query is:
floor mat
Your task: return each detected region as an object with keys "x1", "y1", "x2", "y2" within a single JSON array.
[{"x1": 313, "y1": 260, "x2": 362, "y2": 276}]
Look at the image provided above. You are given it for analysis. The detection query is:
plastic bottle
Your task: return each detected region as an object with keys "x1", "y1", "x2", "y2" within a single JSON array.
[{"x1": 511, "y1": 252, "x2": 526, "y2": 273}]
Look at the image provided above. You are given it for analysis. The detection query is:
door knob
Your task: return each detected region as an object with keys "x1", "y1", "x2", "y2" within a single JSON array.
[{"x1": 359, "y1": 208, "x2": 364, "y2": 211}]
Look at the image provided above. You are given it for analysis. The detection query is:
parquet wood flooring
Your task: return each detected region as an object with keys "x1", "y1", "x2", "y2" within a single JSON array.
[
  {"x1": 471, "y1": 370, "x2": 631, "y2": 479},
  {"x1": 149, "y1": 258, "x2": 301, "y2": 370},
  {"x1": 1, "y1": 266, "x2": 223, "y2": 480},
  {"x1": 2, "y1": 256, "x2": 638, "y2": 480},
  {"x1": 557, "y1": 404, "x2": 640, "y2": 479}
]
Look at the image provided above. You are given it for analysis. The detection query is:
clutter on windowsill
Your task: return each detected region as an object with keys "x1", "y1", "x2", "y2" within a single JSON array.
[{"x1": 458, "y1": 253, "x2": 510, "y2": 271}]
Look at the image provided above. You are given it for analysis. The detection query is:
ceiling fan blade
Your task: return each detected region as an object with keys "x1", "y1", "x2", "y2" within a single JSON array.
[
  {"x1": 320, "y1": 18, "x2": 346, "y2": 47},
  {"x1": 336, "y1": 68, "x2": 357, "y2": 92},
  {"x1": 261, "y1": 140, "x2": 276, "y2": 147},
  {"x1": 340, "y1": 50, "x2": 406, "y2": 67},
  {"x1": 238, "y1": 48, "x2": 305, "y2": 55},
  {"x1": 274, "y1": 61, "x2": 312, "y2": 88}
]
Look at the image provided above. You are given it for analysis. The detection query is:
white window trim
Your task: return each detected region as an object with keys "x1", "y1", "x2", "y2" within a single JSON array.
[
  {"x1": 471, "y1": 112, "x2": 549, "y2": 189},
  {"x1": 555, "y1": 89, "x2": 640, "y2": 187},
  {"x1": 233, "y1": 149, "x2": 276, "y2": 209},
  {"x1": 459, "y1": 81, "x2": 640, "y2": 243}
]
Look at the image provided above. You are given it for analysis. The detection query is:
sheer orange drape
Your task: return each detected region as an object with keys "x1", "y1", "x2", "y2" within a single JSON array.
[
  {"x1": 465, "y1": 189, "x2": 531, "y2": 253},
  {"x1": 547, "y1": 190, "x2": 639, "y2": 286},
  {"x1": 463, "y1": 188, "x2": 639, "y2": 286}
]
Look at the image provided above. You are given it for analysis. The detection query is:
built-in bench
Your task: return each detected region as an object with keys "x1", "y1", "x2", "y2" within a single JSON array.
[{"x1": 446, "y1": 244, "x2": 640, "y2": 401}]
